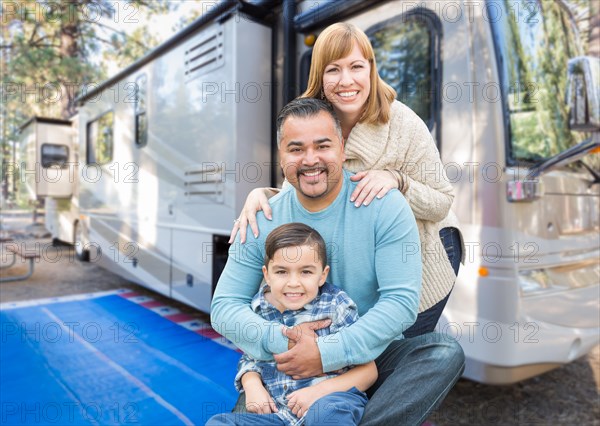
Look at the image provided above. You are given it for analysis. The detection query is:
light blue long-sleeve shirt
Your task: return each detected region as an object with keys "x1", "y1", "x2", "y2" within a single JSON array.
[{"x1": 211, "y1": 170, "x2": 421, "y2": 372}]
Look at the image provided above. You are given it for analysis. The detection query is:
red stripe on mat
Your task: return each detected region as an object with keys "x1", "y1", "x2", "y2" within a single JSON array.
[
  {"x1": 196, "y1": 328, "x2": 222, "y2": 339},
  {"x1": 116, "y1": 292, "x2": 229, "y2": 345},
  {"x1": 140, "y1": 300, "x2": 165, "y2": 308},
  {"x1": 119, "y1": 292, "x2": 141, "y2": 299},
  {"x1": 165, "y1": 313, "x2": 195, "y2": 322}
]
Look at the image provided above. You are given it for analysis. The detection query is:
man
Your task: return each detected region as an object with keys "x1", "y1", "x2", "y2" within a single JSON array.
[{"x1": 211, "y1": 98, "x2": 464, "y2": 425}]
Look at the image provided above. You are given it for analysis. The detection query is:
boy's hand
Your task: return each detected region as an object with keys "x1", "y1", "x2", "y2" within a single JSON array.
[
  {"x1": 245, "y1": 385, "x2": 278, "y2": 414},
  {"x1": 286, "y1": 385, "x2": 328, "y2": 418},
  {"x1": 242, "y1": 373, "x2": 278, "y2": 414}
]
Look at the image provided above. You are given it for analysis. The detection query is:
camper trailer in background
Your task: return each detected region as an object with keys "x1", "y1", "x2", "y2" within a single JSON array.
[
  {"x1": 17, "y1": 117, "x2": 80, "y2": 240},
  {"x1": 18, "y1": 117, "x2": 73, "y2": 201},
  {"x1": 39, "y1": 0, "x2": 599, "y2": 385}
]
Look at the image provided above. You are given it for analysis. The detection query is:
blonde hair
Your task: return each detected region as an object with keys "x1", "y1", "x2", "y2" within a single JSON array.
[{"x1": 301, "y1": 22, "x2": 397, "y2": 125}]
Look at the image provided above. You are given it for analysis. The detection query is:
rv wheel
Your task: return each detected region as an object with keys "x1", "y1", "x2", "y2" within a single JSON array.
[
  {"x1": 52, "y1": 238, "x2": 68, "y2": 247},
  {"x1": 74, "y1": 222, "x2": 90, "y2": 262}
]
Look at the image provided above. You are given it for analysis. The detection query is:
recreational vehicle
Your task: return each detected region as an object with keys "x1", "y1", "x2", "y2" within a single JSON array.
[
  {"x1": 40, "y1": 0, "x2": 599, "y2": 384},
  {"x1": 16, "y1": 117, "x2": 80, "y2": 240}
]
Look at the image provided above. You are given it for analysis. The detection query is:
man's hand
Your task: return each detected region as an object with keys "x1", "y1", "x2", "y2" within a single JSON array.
[{"x1": 274, "y1": 319, "x2": 331, "y2": 379}]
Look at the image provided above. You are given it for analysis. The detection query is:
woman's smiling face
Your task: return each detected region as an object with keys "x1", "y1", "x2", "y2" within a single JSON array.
[{"x1": 322, "y1": 42, "x2": 371, "y2": 122}]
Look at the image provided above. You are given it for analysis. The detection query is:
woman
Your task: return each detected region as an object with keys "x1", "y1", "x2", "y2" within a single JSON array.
[{"x1": 231, "y1": 22, "x2": 462, "y2": 336}]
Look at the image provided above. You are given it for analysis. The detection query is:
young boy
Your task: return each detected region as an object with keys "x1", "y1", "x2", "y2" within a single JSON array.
[{"x1": 207, "y1": 223, "x2": 377, "y2": 426}]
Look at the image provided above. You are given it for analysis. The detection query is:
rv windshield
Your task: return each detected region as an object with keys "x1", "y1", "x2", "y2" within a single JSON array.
[{"x1": 490, "y1": 0, "x2": 588, "y2": 165}]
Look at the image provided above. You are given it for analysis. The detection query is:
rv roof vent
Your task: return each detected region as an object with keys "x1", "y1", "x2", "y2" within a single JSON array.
[
  {"x1": 184, "y1": 26, "x2": 225, "y2": 83},
  {"x1": 183, "y1": 164, "x2": 224, "y2": 204}
]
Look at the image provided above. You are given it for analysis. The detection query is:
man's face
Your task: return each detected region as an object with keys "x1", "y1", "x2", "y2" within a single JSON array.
[{"x1": 279, "y1": 111, "x2": 345, "y2": 211}]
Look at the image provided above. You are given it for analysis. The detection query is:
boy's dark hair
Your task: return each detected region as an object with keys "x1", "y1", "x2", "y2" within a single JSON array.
[
  {"x1": 276, "y1": 98, "x2": 342, "y2": 147},
  {"x1": 264, "y1": 223, "x2": 327, "y2": 268}
]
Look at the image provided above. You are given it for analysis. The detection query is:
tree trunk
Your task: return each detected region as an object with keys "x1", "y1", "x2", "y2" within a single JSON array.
[
  {"x1": 589, "y1": 0, "x2": 599, "y2": 57},
  {"x1": 59, "y1": 4, "x2": 80, "y2": 119}
]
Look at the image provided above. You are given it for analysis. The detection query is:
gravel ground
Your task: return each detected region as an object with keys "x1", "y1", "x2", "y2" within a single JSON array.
[{"x1": 1, "y1": 212, "x2": 598, "y2": 425}]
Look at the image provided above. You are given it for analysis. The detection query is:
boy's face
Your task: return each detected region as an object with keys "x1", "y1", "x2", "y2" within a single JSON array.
[{"x1": 262, "y1": 244, "x2": 330, "y2": 312}]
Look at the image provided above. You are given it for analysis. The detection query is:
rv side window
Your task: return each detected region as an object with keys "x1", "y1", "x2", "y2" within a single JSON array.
[
  {"x1": 135, "y1": 74, "x2": 148, "y2": 148},
  {"x1": 367, "y1": 10, "x2": 441, "y2": 130},
  {"x1": 41, "y1": 144, "x2": 69, "y2": 168},
  {"x1": 87, "y1": 111, "x2": 114, "y2": 165},
  {"x1": 489, "y1": 0, "x2": 589, "y2": 165}
]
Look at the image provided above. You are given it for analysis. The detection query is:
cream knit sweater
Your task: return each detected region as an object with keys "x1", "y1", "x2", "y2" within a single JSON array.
[{"x1": 344, "y1": 100, "x2": 457, "y2": 312}]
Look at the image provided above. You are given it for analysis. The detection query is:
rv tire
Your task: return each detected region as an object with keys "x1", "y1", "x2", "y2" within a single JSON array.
[
  {"x1": 74, "y1": 222, "x2": 90, "y2": 262},
  {"x1": 52, "y1": 238, "x2": 69, "y2": 247}
]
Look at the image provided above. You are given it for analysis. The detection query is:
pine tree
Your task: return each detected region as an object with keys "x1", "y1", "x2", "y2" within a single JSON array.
[{"x1": 0, "y1": 0, "x2": 185, "y2": 200}]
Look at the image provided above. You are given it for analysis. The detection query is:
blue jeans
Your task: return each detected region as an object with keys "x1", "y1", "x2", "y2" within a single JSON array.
[
  {"x1": 211, "y1": 387, "x2": 367, "y2": 425},
  {"x1": 439, "y1": 226, "x2": 462, "y2": 276},
  {"x1": 403, "y1": 227, "x2": 462, "y2": 338},
  {"x1": 359, "y1": 333, "x2": 465, "y2": 426}
]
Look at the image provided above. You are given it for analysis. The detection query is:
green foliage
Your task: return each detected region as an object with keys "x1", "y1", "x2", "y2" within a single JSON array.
[
  {"x1": 0, "y1": 0, "x2": 184, "y2": 198},
  {"x1": 371, "y1": 18, "x2": 432, "y2": 124},
  {"x1": 498, "y1": 0, "x2": 589, "y2": 163},
  {"x1": 5, "y1": 1, "x2": 176, "y2": 114}
]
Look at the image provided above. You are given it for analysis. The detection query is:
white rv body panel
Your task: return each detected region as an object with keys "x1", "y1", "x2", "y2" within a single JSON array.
[{"x1": 77, "y1": 13, "x2": 272, "y2": 311}]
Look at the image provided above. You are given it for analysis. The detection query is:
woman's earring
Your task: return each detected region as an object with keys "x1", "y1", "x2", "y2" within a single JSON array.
[{"x1": 320, "y1": 90, "x2": 325, "y2": 100}]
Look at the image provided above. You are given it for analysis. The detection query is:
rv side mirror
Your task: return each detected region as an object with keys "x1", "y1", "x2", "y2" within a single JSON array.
[{"x1": 566, "y1": 56, "x2": 600, "y2": 132}]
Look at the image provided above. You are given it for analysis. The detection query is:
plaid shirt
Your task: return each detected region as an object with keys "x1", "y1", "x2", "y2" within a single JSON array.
[{"x1": 235, "y1": 281, "x2": 359, "y2": 425}]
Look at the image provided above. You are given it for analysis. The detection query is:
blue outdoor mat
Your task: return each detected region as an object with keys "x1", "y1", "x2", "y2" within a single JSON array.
[{"x1": 0, "y1": 290, "x2": 241, "y2": 425}]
